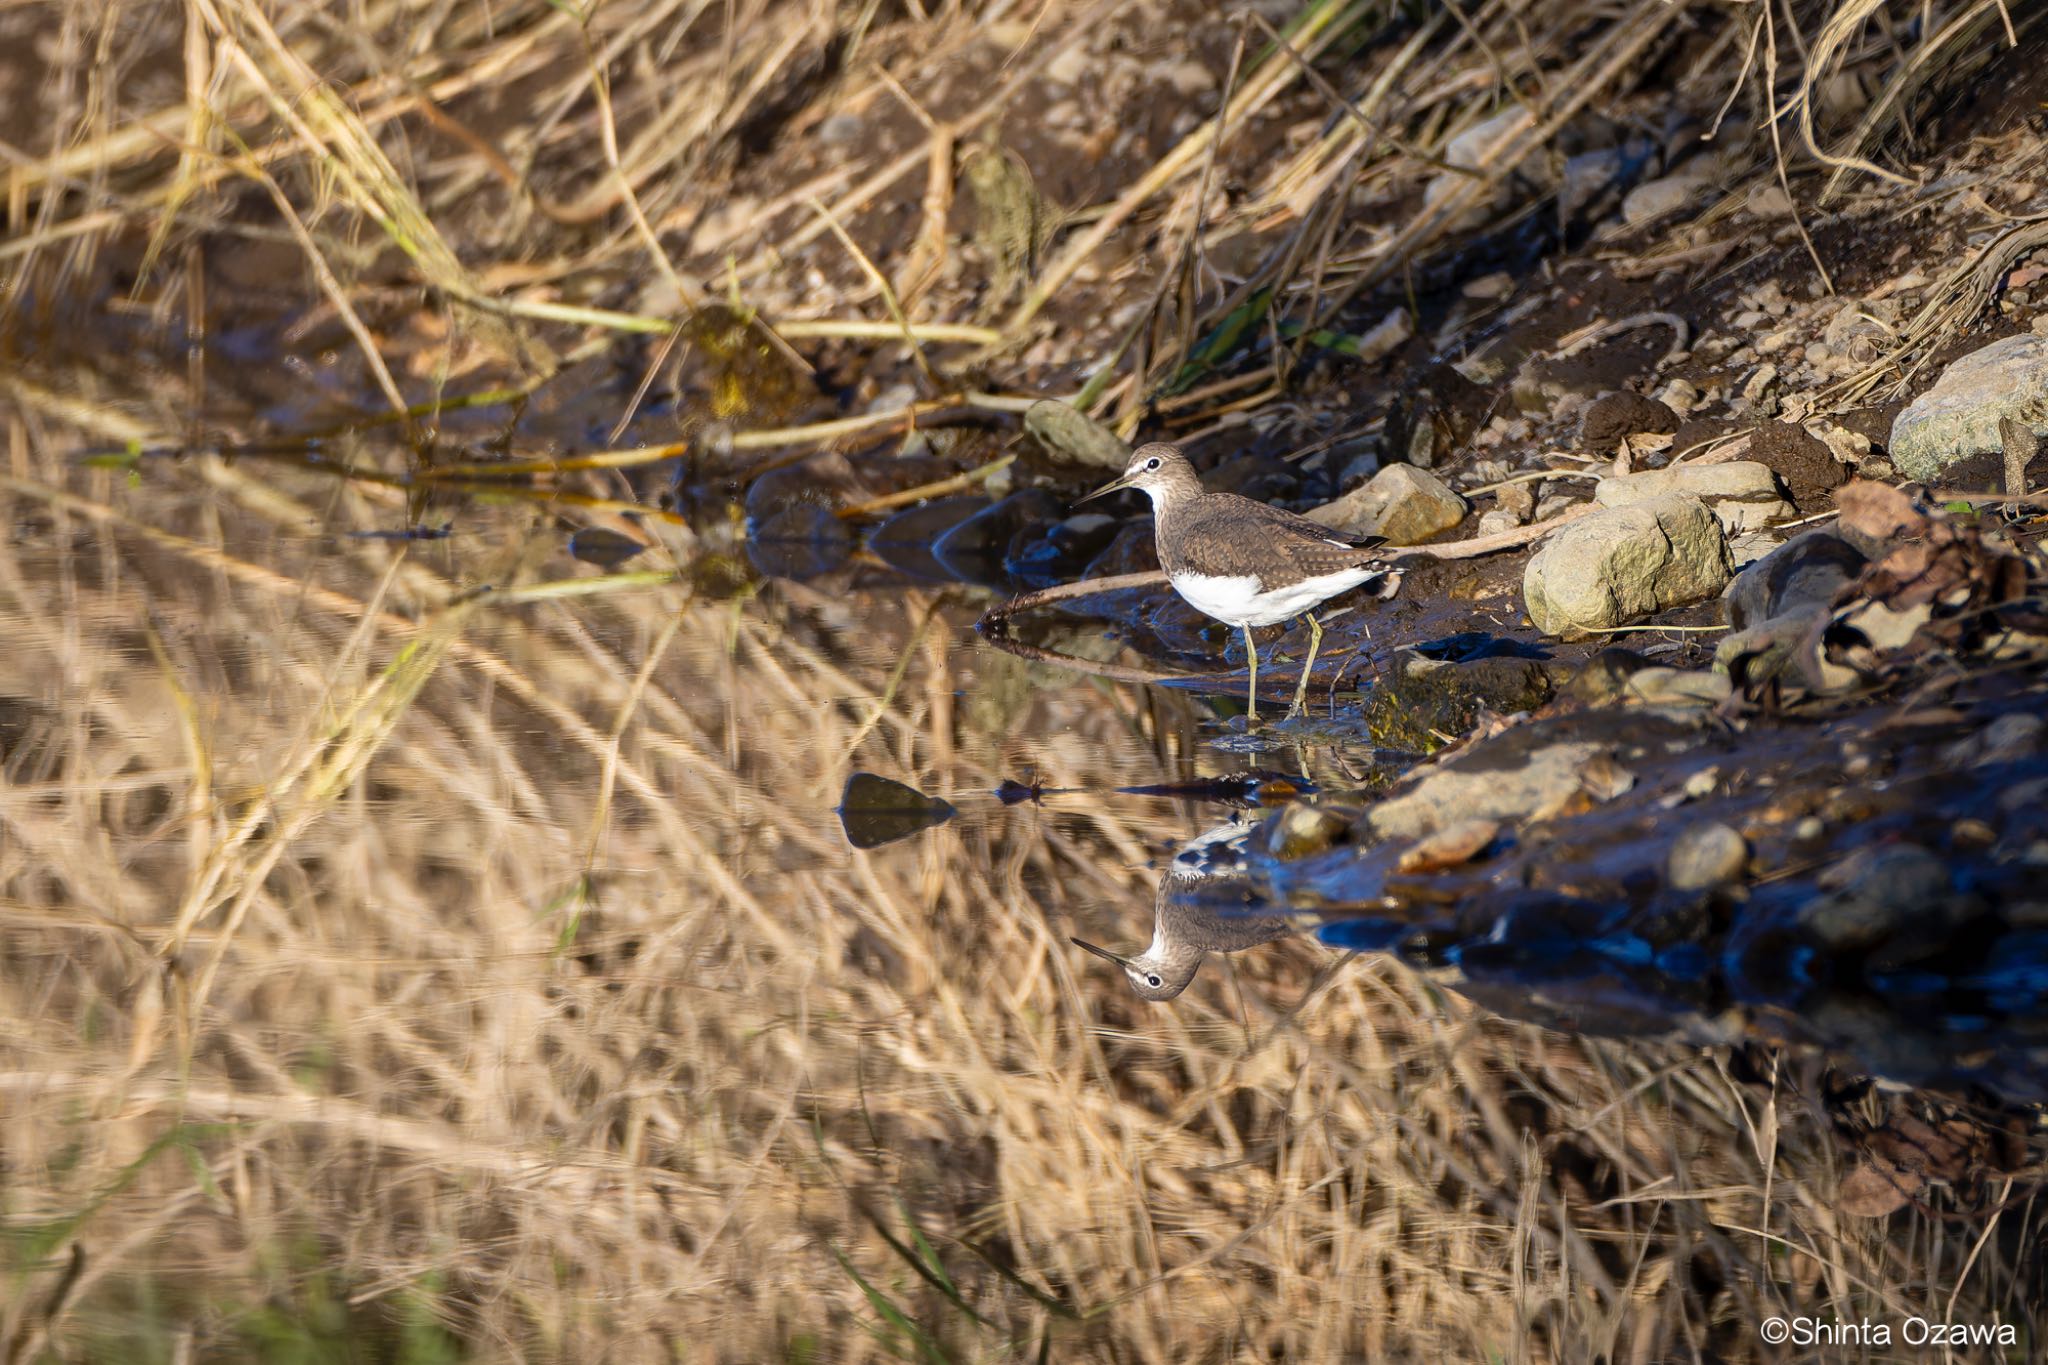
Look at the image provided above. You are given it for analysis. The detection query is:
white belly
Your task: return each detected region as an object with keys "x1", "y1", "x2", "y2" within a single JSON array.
[{"x1": 1170, "y1": 567, "x2": 1381, "y2": 627}]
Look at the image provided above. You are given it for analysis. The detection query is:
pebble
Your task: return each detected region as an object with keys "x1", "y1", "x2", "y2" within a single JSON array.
[
  {"x1": 818, "y1": 114, "x2": 864, "y2": 145},
  {"x1": 1621, "y1": 172, "x2": 1707, "y2": 226},
  {"x1": 1496, "y1": 479, "x2": 1536, "y2": 521},
  {"x1": 1668, "y1": 822, "x2": 1748, "y2": 890},
  {"x1": 1308, "y1": 464, "x2": 1468, "y2": 545},
  {"x1": 1739, "y1": 363, "x2": 1780, "y2": 413},
  {"x1": 1463, "y1": 271, "x2": 1514, "y2": 300},
  {"x1": 1624, "y1": 667, "x2": 1733, "y2": 707},
  {"x1": 1522, "y1": 493, "x2": 1734, "y2": 639},
  {"x1": 1746, "y1": 184, "x2": 1795, "y2": 219},
  {"x1": 1654, "y1": 378, "x2": 1702, "y2": 415}
]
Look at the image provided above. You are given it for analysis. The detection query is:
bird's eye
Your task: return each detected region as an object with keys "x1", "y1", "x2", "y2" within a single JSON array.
[
  {"x1": 1144, "y1": 457, "x2": 1160, "y2": 470},
  {"x1": 1147, "y1": 974, "x2": 1163, "y2": 988}
]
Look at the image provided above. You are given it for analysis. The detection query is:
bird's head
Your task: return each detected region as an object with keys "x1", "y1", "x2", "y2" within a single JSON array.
[
  {"x1": 1077, "y1": 443, "x2": 1197, "y2": 509},
  {"x1": 1071, "y1": 937, "x2": 1202, "y2": 1001}
]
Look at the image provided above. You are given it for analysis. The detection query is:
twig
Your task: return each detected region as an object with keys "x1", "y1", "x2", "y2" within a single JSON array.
[{"x1": 835, "y1": 455, "x2": 1017, "y2": 519}]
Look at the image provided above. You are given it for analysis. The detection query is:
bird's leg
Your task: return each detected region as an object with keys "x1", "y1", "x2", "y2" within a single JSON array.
[
  {"x1": 1288, "y1": 613, "x2": 1324, "y2": 719},
  {"x1": 1241, "y1": 623, "x2": 1260, "y2": 724}
]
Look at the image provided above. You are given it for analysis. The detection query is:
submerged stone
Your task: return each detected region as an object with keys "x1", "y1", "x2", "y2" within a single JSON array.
[
  {"x1": 870, "y1": 495, "x2": 990, "y2": 579},
  {"x1": 932, "y1": 488, "x2": 1065, "y2": 586}
]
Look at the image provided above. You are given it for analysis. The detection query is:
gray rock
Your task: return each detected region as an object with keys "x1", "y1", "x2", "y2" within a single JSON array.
[
  {"x1": 1496, "y1": 480, "x2": 1536, "y2": 521},
  {"x1": 1889, "y1": 334, "x2": 2048, "y2": 481},
  {"x1": 1668, "y1": 822, "x2": 1747, "y2": 890},
  {"x1": 1623, "y1": 667, "x2": 1732, "y2": 707},
  {"x1": 1622, "y1": 172, "x2": 1708, "y2": 226},
  {"x1": 1368, "y1": 740, "x2": 1605, "y2": 841},
  {"x1": 1523, "y1": 494, "x2": 1733, "y2": 639},
  {"x1": 1308, "y1": 464, "x2": 1468, "y2": 546},
  {"x1": 1722, "y1": 528, "x2": 1867, "y2": 631},
  {"x1": 1477, "y1": 508, "x2": 1523, "y2": 535},
  {"x1": 1423, "y1": 107, "x2": 1526, "y2": 222},
  {"x1": 1594, "y1": 460, "x2": 1795, "y2": 533},
  {"x1": 1024, "y1": 398, "x2": 1130, "y2": 470},
  {"x1": 1798, "y1": 844, "x2": 1980, "y2": 958}
]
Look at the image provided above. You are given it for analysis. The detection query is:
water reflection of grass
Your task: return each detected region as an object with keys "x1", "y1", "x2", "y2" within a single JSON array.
[{"x1": 0, "y1": 447, "x2": 2034, "y2": 1359}]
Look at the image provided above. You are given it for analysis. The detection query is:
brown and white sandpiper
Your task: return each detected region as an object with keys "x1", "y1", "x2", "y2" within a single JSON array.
[{"x1": 1080, "y1": 442, "x2": 1401, "y2": 722}]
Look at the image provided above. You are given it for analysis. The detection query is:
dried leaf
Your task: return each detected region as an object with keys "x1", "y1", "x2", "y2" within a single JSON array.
[{"x1": 1834, "y1": 479, "x2": 1926, "y2": 546}]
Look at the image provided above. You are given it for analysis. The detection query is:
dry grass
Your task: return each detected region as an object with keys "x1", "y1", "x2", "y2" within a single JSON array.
[{"x1": 2, "y1": 0, "x2": 2044, "y2": 1359}]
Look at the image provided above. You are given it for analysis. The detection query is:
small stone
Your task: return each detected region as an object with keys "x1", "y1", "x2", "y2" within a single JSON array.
[
  {"x1": 1307, "y1": 464, "x2": 1468, "y2": 545},
  {"x1": 1463, "y1": 271, "x2": 1514, "y2": 300},
  {"x1": 1889, "y1": 334, "x2": 2048, "y2": 481},
  {"x1": 1654, "y1": 378, "x2": 1702, "y2": 415},
  {"x1": 1350, "y1": 307, "x2": 1414, "y2": 364},
  {"x1": 1496, "y1": 480, "x2": 1536, "y2": 521},
  {"x1": 818, "y1": 113, "x2": 864, "y2": 145},
  {"x1": 1623, "y1": 667, "x2": 1732, "y2": 707},
  {"x1": 1163, "y1": 60, "x2": 1212, "y2": 96},
  {"x1": 1523, "y1": 494, "x2": 1734, "y2": 639},
  {"x1": 1477, "y1": 508, "x2": 1523, "y2": 535},
  {"x1": 1758, "y1": 329, "x2": 1797, "y2": 355},
  {"x1": 1423, "y1": 107, "x2": 1526, "y2": 222},
  {"x1": 1747, "y1": 184, "x2": 1795, "y2": 219},
  {"x1": 1621, "y1": 172, "x2": 1708, "y2": 226},
  {"x1": 1594, "y1": 460, "x2": 1795, "y2": 533},
  {"x1": 1045, "y1": 44, "x2": 1089, "y2": 85},
  {"x1": 1683, "y1": 767, "x2": 1720, "y2": 800},
  {"x1": 1739, "y1": 363, "x2": 1780, "y2": 415},
  {"x1": 1804, "y1": 342, "x2": 1833, "y2": 366},
  {"x1": 1668, "y1": 822, "x2": 1747, "y2": 890}
]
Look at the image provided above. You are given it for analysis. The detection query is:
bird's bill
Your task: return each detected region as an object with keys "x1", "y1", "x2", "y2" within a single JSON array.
[
  {"x1": 1070, "y1": 937, "x2": 1134, "y2": 968},
  {"x1": 1075, "y1": 471, "x2": 1137, "y2": 504}
]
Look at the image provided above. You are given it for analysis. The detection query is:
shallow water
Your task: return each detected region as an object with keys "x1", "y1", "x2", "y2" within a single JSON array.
[{"x1": 5, "y1": 292, "x2": 2047, "y2": 1358}]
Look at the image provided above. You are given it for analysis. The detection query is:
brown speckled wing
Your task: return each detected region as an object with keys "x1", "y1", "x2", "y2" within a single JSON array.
[{"x1": 1161, "y1": 493, "x2": 1389, "y2": 587}]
